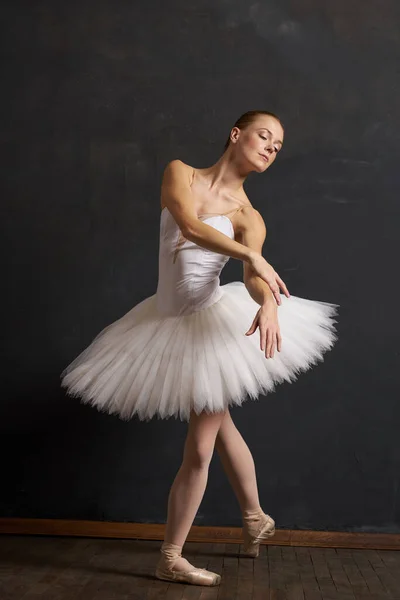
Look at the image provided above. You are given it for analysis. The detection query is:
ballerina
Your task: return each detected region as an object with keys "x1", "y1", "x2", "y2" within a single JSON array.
[{"x1": 61, "y1": 110, "x2": 339, "y2": 586}]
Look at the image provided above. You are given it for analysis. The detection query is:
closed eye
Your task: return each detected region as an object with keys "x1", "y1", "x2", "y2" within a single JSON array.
[{"x1": 259, "y1": 134, "x2": 279, "y2": 153}]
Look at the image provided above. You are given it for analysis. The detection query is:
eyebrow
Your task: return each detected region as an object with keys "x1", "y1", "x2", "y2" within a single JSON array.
[{"x1": 258, "y1": 128, "x2": 283, "y2": 146}]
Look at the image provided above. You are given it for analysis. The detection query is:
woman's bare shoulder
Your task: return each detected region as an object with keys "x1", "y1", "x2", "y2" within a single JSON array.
[
  {"x1": 163, "y1": 159, "x2": 195, "y2": 180},
  {"x1": 160, "y1": 161, "x2": 196, "y2": 210},
  {"x1": 239, "y1": 196, "x2": 256, "y2": 214},
  {"x1": 234, "y1": 202, "x2": 266, "y2": 237}
]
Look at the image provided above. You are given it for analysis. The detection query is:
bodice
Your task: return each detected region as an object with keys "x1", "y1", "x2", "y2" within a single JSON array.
[{"x1": 155, "y1": 207, "x2": 235, "y2": 316}]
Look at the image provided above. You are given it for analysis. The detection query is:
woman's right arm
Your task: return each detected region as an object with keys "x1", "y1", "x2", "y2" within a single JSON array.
[{"x1": 161, "y1": 160, "x2": 254, "y2": 263}]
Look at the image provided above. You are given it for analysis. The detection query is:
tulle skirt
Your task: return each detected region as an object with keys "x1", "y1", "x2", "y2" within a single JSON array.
[{"x1": 60, "y1": 282, "x2": 339, "y2": 422}]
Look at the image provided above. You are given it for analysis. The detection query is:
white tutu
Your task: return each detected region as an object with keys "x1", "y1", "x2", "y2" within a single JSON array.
[{"x1": 60, "y1": 281, "x2": 339, "y2": 422}]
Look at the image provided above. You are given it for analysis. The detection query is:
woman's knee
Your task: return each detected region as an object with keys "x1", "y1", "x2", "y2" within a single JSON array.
[{"x1": 182, "y1": 439, "x2": 214, "y2": 470}]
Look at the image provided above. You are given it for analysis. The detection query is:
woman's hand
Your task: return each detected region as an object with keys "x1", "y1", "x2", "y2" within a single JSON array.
[
  {"x1": 248, "y1": 252, "x2": 289, "y2": 306},
  {"x1": 245, "y1": 301, "x2": 282, "y2": 359}
]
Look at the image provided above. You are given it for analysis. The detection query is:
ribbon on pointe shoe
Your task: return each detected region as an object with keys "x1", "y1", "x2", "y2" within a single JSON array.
[
  {"x1": 159, "y1": 541, "x2": 183, "y2": 569},
  {"x1": 156, "y1": 541, "x2": 221, "y2": 586},
  {"x1": 242, "y1": 508, "x2": 276, "y2": 557}
]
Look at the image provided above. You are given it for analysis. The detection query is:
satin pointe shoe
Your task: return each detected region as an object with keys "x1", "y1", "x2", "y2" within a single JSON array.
[
  {"x1": 242, "y1": 508, "x2": 276, "y2": 557},
  {"x1": 155, "y1": 542, "x2": 221, "y2": 586}
]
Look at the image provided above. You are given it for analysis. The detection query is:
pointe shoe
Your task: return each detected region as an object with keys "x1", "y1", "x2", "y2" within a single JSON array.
[
  {"x1": 155, "y1": 542, "x2": 221, "y2": 586},
  {"x1": 242, "y1": 509, "x2": 276, "y2": 557}
]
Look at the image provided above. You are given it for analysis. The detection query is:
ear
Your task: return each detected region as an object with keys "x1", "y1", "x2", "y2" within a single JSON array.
[{"x1": 230, "y1": 126, "x2": 240, "y2": 144}]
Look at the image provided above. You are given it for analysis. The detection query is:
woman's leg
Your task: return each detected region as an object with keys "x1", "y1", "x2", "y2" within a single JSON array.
[
  {"x1": 214, "y1": 409, "x2": 262, "y2": 512},
  {"x1": 214, "y1": 409, "x2": 275, "y2": 556},
  {"x1": 161, "y1": 408, "x2": 227, "y2": 572}
]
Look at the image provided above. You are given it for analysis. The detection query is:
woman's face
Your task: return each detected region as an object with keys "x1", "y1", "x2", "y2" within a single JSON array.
[{"x1": 232, "y1": 116, "x2": 284, "y2": 172}]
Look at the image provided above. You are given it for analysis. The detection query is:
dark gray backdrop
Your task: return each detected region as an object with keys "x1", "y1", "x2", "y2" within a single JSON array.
[{"x1": 2, "y1": 0, "x2": 399, "y2": 533}]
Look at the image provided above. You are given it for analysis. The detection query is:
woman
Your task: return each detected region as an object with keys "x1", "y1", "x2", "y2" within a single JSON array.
[{"x1": 61, "y1": 110, "x2": 339, "y2": 587}]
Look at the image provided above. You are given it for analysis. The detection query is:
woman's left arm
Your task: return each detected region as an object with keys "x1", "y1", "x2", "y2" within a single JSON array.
[
  {"x1": 237, "y1": 209, "x2": 276, "y2": 307},
  {"x1": 237, "y1": 208, "x2": 282, "y2": 358}
]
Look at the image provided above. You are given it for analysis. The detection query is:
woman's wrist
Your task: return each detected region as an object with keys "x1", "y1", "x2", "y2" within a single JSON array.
[
  {"x1": 245, "y1": 249, "x2": 257, "y2": 264},
  {"x1": 262, "y1": 296, "x2": 278, "y2": 311}
]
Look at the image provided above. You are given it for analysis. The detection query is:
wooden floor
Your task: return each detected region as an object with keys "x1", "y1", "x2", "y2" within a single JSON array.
[{"x1": 0, "y1": 535, "x2": 399, "y2": 599}]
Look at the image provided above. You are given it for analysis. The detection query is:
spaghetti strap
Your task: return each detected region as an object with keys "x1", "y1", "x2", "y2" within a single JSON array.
[
  {"x1": 228, "y1": 205, "x2": 246, "y2": 216},
  {"x1": 197, "y1": 205, "x2": 246, "y2": 218}
]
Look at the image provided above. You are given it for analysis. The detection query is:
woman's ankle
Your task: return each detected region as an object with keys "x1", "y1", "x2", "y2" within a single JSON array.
[
  {"x1": 160, "y1": 541, "x2": 183, "y2": 558},
  {"x1": 158, "y1": 541, "x2": 198, "y2": 573},
  {"x1": 242, "y1": 506, "x2": 264, "y2": 520}
]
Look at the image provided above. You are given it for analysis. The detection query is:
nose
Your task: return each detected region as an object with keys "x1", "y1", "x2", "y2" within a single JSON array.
[{"x1": 264, "y1": 142, "x2": 274, "y2": 155}]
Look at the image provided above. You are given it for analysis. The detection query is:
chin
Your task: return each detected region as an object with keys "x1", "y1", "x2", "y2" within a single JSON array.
[
  {"x1": 243, "y1": 153, "x2": 269, "y2": 173},
  {"x1": 253, "y1": 160, "x2": 269, "y2": 173}
]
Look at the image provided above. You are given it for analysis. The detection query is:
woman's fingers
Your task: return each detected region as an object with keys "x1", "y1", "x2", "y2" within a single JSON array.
[
  {"x1": 260, "y1": 323, "x2": 265, "y2": 351},
  {"x1": 277, "y1": 329, "x2": 282, "y2": 352},
  {"x1": 245, "y1": 314, "x2": 258, "y2": 336},
  {"x1": 246, "y1": 311, "x2": 282, "y2": 359},
  {"x1": 262, "y1": 327, "x2": 271, "y2": 358},
  {"x1": 276, "y1": 273, "x2": 290, "y2": 298},
  {"x1": 266, "y1": 329, "x2": 275, "y2": 359},
  {"x1": 274, "y1": 290, "x2": 282, "y2": 306},
  {"x1": 264, "y1": 328, "x2": 282, "y2": 358},
  {"x1": 267, "y1": 281, "x2": 281, "y2": 306}
]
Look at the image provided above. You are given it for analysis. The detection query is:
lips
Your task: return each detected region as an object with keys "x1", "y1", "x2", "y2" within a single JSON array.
[{"x1": 259, "y1": 154, "x2": 269, "y2": 162}]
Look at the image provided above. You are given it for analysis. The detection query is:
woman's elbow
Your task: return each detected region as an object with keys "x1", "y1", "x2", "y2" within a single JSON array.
[{"x1": 181, "y1": 218, "x2": 199, "y2": 239}]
